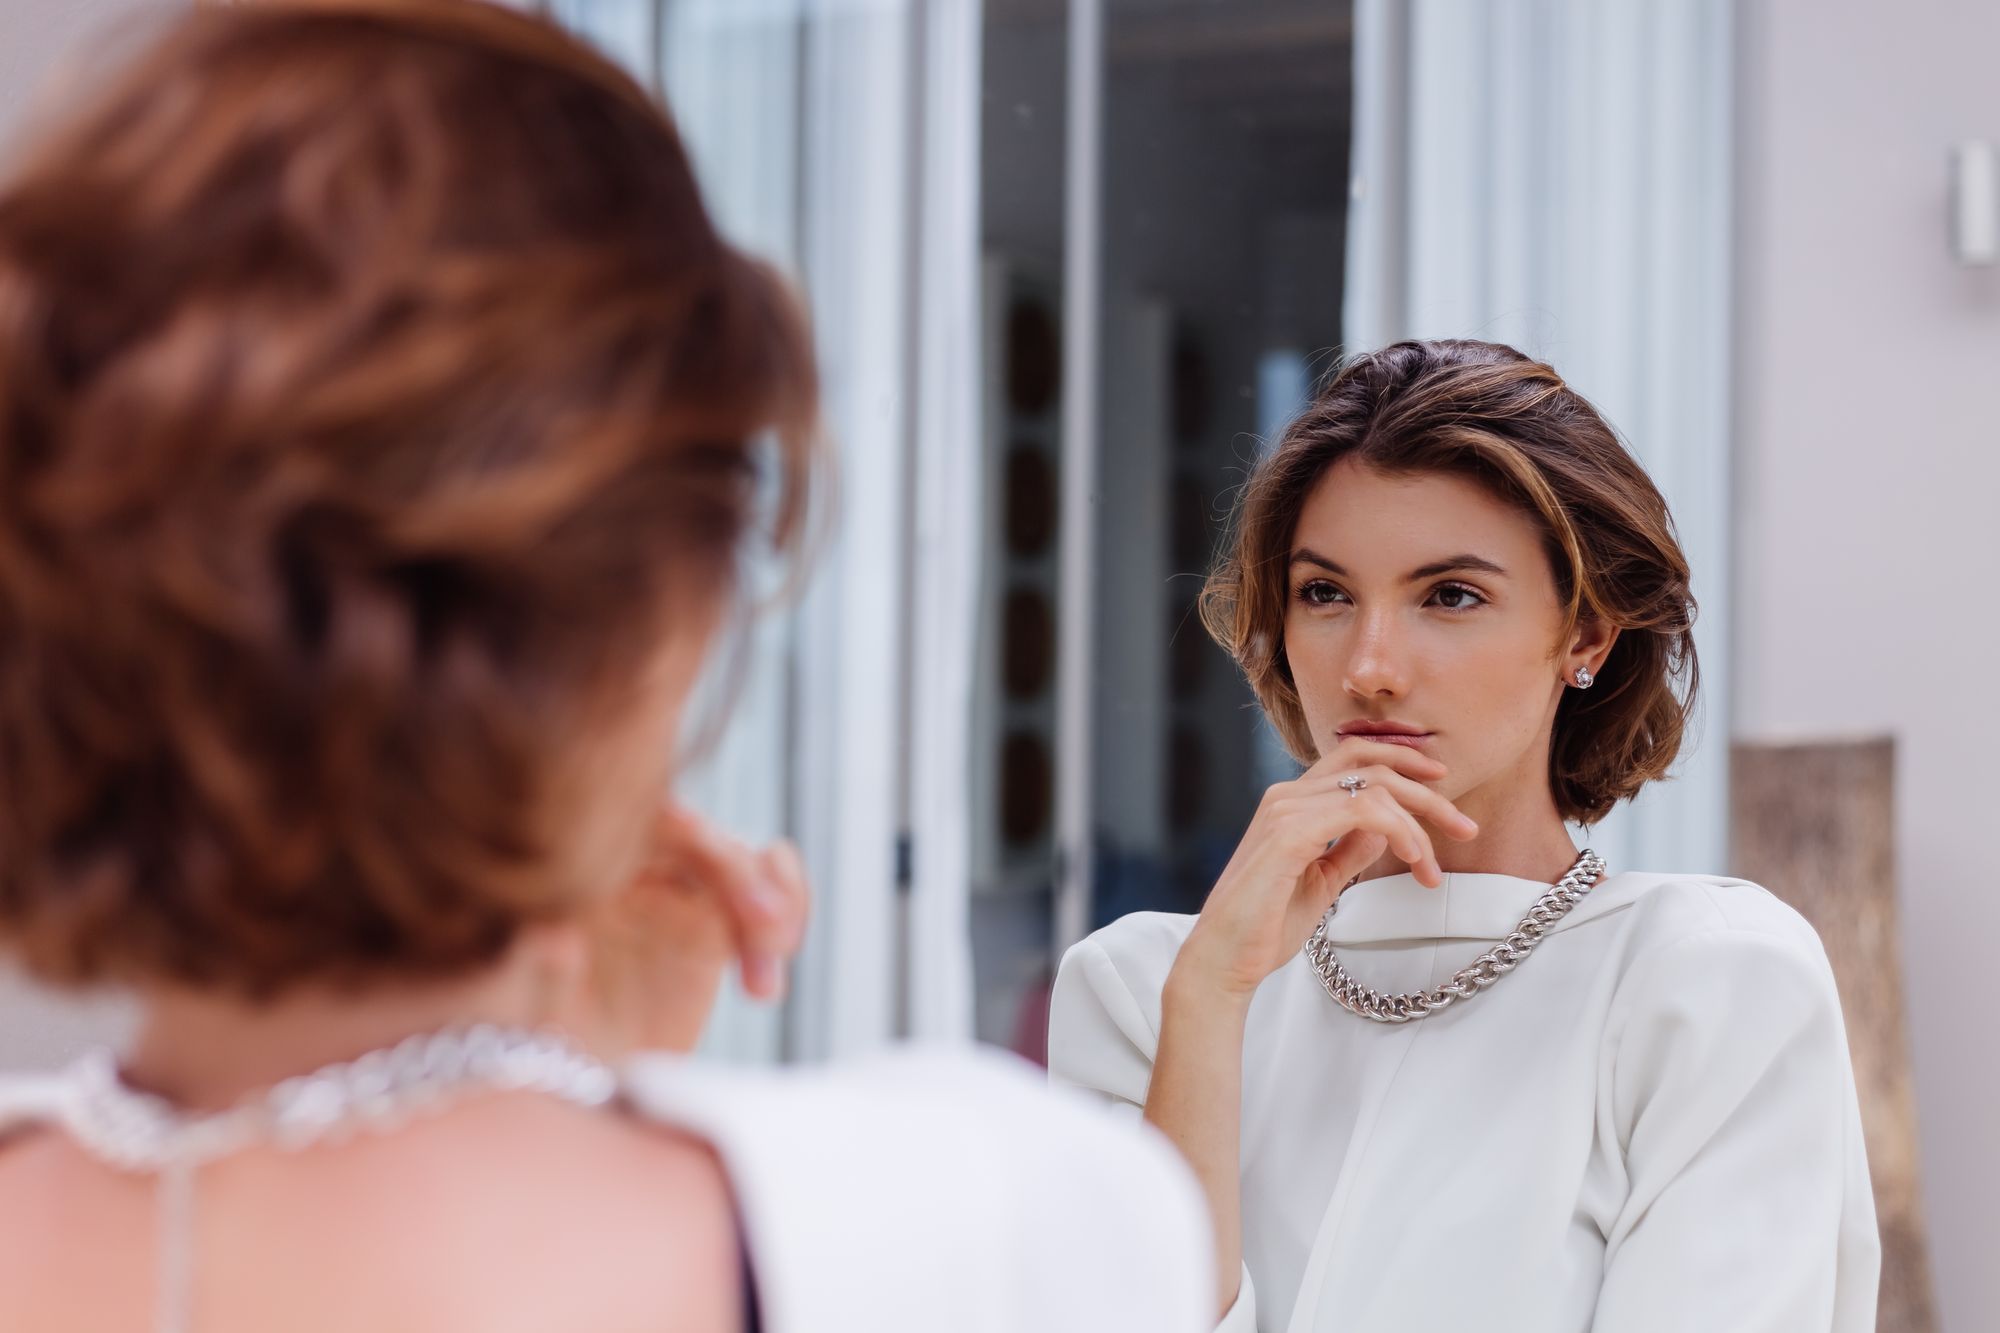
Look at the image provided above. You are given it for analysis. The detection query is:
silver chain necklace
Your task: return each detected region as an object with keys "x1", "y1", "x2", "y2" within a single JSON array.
[
  {"x1": 52, "y1": 1025, "x2": 618, "y2": 1333},
  {"x1": 1304, "y1": 849, "x2": 1607, "y2": 1023}
]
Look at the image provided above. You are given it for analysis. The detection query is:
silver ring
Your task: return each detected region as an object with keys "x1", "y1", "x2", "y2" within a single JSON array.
[{"x1": 1337, "y1": 774, "x2": 1368, "y2": 798}]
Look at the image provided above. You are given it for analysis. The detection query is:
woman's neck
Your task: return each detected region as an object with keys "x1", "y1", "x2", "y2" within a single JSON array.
[
  {"x1": 123, "y1": 961, "x2": 547, "y2": 1112},
  {"x1": 1368, "y1": 770, "x2": 1584, "y2": 885}
]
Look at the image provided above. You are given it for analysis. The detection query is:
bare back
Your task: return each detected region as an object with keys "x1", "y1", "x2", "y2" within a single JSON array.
[{"x1": 0, "y1": 1092, "x2": 744, "y2": 1333}]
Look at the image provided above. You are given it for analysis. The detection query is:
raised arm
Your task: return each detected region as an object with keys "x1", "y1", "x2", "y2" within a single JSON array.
[{"x1": 1054, "y1": 738, "x2": 1476, "y2": 1326}]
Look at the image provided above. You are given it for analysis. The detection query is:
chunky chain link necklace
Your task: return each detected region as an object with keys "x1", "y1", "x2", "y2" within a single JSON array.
[
  {"x1": 52, "y1": 1025, "x2": 618, "y2": 1333},
  {"x1": 1304, "y1": 849, "x2": 1607, "y2": 1023}
]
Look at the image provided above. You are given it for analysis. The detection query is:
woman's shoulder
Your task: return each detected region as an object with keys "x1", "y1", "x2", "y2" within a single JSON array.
[
  {"x1": 620, "y1": 1044, "x2": 1213, "y2": 1332},
  {"x1": 0, "y1": 1073, "x2": 67, "y2": 1209},
  {"x1": 0, "y1": 1072, "x2": 68, "y2": 1159},
  {"x1": 1044, "y1": 913, "x2": 1199, "y2": 1103},
  {"x1": 1588, "y1": 870, "x2": 1845, "y2": 1036},
  {"x1": 1594, "y1": 869, "x2": 1832, "y2": 966},
  {"x1": 1054, "y1": 911, "x2": 1198, "y2": 1011}
]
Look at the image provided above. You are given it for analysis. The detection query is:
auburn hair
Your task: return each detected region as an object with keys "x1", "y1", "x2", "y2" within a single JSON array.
[
  {"x1": 1200, "y1": 339, "x2": 1698, "y2": 824},
  {"x1": 0, "y1": 1, "x2": 818, "y2": 996}
]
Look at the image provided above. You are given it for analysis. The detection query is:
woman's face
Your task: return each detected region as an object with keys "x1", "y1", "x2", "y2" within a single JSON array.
[{"x1": 1282, "y1": 457, "x2": 1605, "y2": 817}]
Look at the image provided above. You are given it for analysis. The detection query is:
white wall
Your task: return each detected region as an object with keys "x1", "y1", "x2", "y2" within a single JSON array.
[
  {"x1": 0, "y1": 0, "x2": 169, "y2": 150},
  {"x1": 0, "y1": 0, "x2": 166, "y2": 1069},
  {"x1": 1733, "y1": 1, "x2": 2000, "y2": 1326}
]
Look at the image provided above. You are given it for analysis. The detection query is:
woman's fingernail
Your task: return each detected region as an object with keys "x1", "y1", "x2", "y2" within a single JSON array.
[
  {"x1": 744, "y1": 955, "x2": 786, "y2": 1001},
  {"x1": 747, "y1": 877, "x2": 788, "y2": 917}
]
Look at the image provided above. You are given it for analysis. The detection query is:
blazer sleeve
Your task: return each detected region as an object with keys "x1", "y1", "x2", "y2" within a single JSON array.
[
  {"x1": 1592, "y1": 927, "x2": 1882, "y2": 1332},
  {"x1": 1049, "y1": 923, "x2": 1259, "y2": 1333}
]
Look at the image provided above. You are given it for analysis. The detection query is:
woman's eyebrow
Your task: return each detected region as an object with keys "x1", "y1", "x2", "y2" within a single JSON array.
[
  {"x1": 1288, "y1": 547, "x2": 1346, "y2": 573},
  {"x1": 1288, "y1": 548, "x2": 1509, "y2": 581},
  {"x1": 1407, "y1": 554, "x2": 1509, "y2": 580}
]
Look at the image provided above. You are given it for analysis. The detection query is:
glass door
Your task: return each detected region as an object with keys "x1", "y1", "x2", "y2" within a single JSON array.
[{"x1": 973, "y1": 0, "x2": 1358, "y2": 1058}]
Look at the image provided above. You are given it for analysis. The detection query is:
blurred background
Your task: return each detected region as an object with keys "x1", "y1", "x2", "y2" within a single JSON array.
[{"x1": 2, "y1": 0, "x2": 1995, "y2": 1327}]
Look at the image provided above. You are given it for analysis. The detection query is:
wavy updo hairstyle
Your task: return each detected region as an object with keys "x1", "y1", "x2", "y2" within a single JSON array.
[
  {"x1": 0, "y1": 1, "x2": 817, "y2": 997},
  {"x1": 1200, "y1": 339, "x2": 1697, "y2": 824}
]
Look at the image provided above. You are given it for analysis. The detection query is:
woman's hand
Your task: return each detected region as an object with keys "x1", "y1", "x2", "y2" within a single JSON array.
[
  {"x1": 1145, "y1": 742, "x2": 1475, "y2": 1317},
  {"x1": 572, "y1": 802, "x2": 811, "y2": 1056},
  {"x1": 1173, "y1": 739, "x2": 1479, "y2": 1004},
  {"x1": 644, "y1": 802, "x2": 811, "y2": 1002}
]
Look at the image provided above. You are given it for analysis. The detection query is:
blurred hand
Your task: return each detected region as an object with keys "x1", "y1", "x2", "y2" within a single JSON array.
[{"x1": 573, "y1": 801, "x2": 811, "y2": 1056}]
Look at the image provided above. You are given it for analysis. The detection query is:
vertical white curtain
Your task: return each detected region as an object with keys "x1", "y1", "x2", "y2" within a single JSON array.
[
  {"x1": 783, "y1": 0, "x2": 916, "y2": 1058},
  {"x1": 902, "y1": 0, "x2": 983, "y2": 1043},
  {"x1": 1344, "y1": 0, "x2": 1735, "y2": 875},
  {"x1": 565, "y1": 0, "x2": 983, "y2": 1058},
  {"x1": 785, "y1": 0, "x2": 983, "y2": 1053},
  {"x1": 552, "y1": 0, "x2": 814, "y2": 1063}
]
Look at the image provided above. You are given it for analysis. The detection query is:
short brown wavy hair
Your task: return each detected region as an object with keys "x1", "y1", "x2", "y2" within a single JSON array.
[
  {"x1": 1201, "y1": 339, "x2": 1698, "y2": 825},
  {"x1": 0, "y1": 1, "x2": 817, "y2": 997}
]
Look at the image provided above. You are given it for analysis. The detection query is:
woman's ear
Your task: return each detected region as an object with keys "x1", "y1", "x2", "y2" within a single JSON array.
[{"x1": 1565, "y1": 616, "x2": 1619, "y2": 684}]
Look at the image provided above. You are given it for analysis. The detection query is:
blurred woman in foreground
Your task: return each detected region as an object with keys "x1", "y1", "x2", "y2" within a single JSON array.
[{"x1": 0, "y1": 4, "x2": 1211, "y2": 1330}]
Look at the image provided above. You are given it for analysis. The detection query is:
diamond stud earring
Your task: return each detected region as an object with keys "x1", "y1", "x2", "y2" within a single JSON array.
[{"x1": 1572, "y1": 666, "x2": 1595, "y2": 689}]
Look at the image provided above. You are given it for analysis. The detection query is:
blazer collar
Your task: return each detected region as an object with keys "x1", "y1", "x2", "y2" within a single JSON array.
[{"x1": 1318, "y1": 867, "x2": 1644, "y2": 945}]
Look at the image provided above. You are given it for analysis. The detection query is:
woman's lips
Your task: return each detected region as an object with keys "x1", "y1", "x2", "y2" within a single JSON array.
[{"x1": 1338, "y1": 727, "x2": 1435, "y2": 749}]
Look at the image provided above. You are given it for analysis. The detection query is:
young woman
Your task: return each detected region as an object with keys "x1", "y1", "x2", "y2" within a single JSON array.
[
  {"x1": 1050, "y1": 339, "x2": 1880, "y2": 1332},
  {"x1": 0, "y1": 5, "x2": 1212, "y2": 1331}
]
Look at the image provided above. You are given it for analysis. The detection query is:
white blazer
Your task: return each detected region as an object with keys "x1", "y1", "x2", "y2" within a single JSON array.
[
  {"x1": 1049, "y1": 869, "x2": 1882, "y2": 1333},
  {"x1": 0, "y1": 1045, "x2": 1215, "y2": 1333}
]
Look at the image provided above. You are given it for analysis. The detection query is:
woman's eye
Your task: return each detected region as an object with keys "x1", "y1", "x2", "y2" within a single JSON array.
[
  {"x1": 1297, "y1": 580, "x2": 1346, "y2": 607},
  {"x1": 1428, "y1": 582, "x2": 1486, "y2": 611}
]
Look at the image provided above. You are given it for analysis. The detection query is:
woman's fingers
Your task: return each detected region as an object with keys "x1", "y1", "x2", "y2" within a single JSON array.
[
  {"x1": 648, "y1": 805, "x2": 810, "y2": 1002},
  {"x1": 739, "y1": 841, "x2": 809, "y2": 1000},
  {"x1": 1303, "y1": 830, "x2": 1388, "y2": 912},
  {"x1": 644, "y1": 802, "x2": 740, "y2": 893},
  {"x1": 1270, "y1": 784, "x2": 1439, "y2": 884},
  {"x1": 1359, "y1": 788, "x2": 1443, "y2": 886},
  {"x1": 1298, "y1": 764, "x2": 1478, "y2": 842},
  {"x1": 1303, "y1": 737, "x2": 1448, "y2": 785},
  {"x1": 757, "y1": 840, "x2": 811, "y2": 945}
]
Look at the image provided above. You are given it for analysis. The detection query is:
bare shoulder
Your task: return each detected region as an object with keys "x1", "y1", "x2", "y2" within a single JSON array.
[
  {"x1": 0, "y1": 1126, "x2": 160, "y2": 1331},
  {"x1": 0, "y1": 1095, "x2": 744, "y2": 1333},
  {"x1": 359, "y1": 1094, "x2": 744, "y2": 1325}
]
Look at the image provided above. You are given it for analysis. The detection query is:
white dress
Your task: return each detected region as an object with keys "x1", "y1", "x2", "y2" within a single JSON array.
[
  {"x1": 1048, "y1": 869, "x2": 1881, "y2": 1333},
  {"x1": 0, "y1": 1044, "x2": 1215, "y2": 1333}
]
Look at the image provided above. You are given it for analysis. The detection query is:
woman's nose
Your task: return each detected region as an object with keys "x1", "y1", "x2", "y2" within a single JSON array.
[{"x1": 1341, "y1": 614, "x2": 1409, "y2": 699}]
